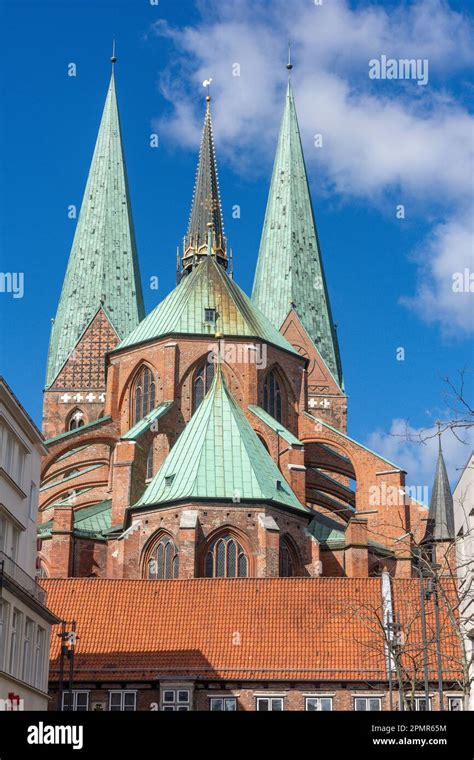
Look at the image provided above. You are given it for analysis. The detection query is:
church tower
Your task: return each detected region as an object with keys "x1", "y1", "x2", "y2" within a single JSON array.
[
  {"x1": 252, "y1": 72, "x2": 346, "y2": 430},
  {"x1": 43, "y1": 56, "x2": 144, "y2": 440}
]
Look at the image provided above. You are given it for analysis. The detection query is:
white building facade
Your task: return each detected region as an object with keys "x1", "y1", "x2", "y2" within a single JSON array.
[
  {"x1": 453, "y1": 451, "x2": 474, "y2": 711},
  {"x1": 0, "y1": 377, "x2": 57, "y2": 710}
]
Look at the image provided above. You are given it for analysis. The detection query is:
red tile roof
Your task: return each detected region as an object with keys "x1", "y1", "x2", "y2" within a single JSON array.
[{"x1": 41, "y1": 577, "x2": 461, "y2": 683}]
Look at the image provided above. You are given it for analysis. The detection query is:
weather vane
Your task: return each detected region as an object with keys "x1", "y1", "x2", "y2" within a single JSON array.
[
  {"x1": 111, "y1": 39, "x2": 117, "y2": 66},
  {"x1": 203, "y1": 77, "x2": 213, "y2": 101}
]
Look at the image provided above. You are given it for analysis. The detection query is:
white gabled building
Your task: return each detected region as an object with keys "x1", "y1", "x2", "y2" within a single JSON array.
[
  {"x1": 453, "y1": 451, "x2": 474, "y2": 711},
  {"x1": 0, "y1": 377, "x2": 58, "y2": 710}
]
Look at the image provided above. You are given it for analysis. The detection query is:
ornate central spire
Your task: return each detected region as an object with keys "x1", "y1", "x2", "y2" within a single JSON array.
[
  {"x1": 182, "y1": 93, "x2": 227, "y2": 272},
  {"x1": 422, "y1": 428, "x2": 455, "y2": 544}
]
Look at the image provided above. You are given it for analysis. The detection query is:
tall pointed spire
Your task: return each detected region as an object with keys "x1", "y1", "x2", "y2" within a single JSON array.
[
  {"x1": 252, "y1": 76, "x2": 343, "y2": 388},
  {"x1": 182, "y1": 91, "x2": 227, "y2": 272},
  {"x1": 46, "y1": 59, "x2": 145, "y2": 388},
  {"x1": 422, "y1": 429, "x2": 455, "y2": 543}
]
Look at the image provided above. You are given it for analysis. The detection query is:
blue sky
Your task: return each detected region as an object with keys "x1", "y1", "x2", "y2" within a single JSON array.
[{"x1": 0, "y1": 0, "x2": 472, "y2": 491}]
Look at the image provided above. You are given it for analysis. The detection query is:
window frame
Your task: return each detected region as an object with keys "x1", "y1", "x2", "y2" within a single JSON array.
[
  {"x1": 34, "y1": 625, "x2": 46, "y2": 689},
  {"x1": 204, "y1": 533, "x2": 249, "y2": 578},
  {"x1": 263, "y1": 370, "x2": 283, "y2": 423},
  {"x1": 62, "y1": 690, "x2": 90, "y2": 712},
  {"x1": 160, "y1": 687, "x2": 191, "y2": 711},
  {"x1": 192, "y1": 360, "x2": 215, "y2": 413},
  {"x1": 354, "y1": 697, "x2": 382, "y2": 711},
  {"x1": 132, "y1": 366, "x2": 156, "y2": 425},
  {"x1": 8, "y1": 608, "x2": 22, "y2": 677},
  {"x1": 209, "y1": 697, "x2": 237, "y2": 711},
  {"x1": 305, "y1": 696, "x2": 333, "y2": 711},
  {"x1": 256, "y1": 697, "x2": 284, "y2": 711},
  {"x1": 448, "y1": 696, "x2": 463, "y2": 711},
  {"x1": 146, "y1": 535, "x2": 179, "y2": 579},
  {"x1": 21, "y1": 618, "x2": 34, "y2": 683},
  {"x1": 109, "y1": 690, "x2": 137, "y2": 712}
]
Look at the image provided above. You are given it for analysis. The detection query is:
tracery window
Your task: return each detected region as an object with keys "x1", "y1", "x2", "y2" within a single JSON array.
[
  {"x1": 146, "y1": 446, "x2": 154, "y2": 481},
  {"x1": 263, "y1": 370, "x2": 282, "y2": 423},
  {"x1": 205, "y1": 534, "x2": 248, "y2": 578},
  {"x1": 68, "y1": 410, "x2": 84, "y2": 431},
  {"x1": 132, "y1": 366, "x2": 156, "y2": 424},
  {"x1": 147, "y1": 536, "x2": 179, "y2": 579},
  {"x1": 192, "y1": 360, "x2": 215, "y2": 413},
  {"x1": 279, "y1": 536, "x2": 296, "y2": 577}
]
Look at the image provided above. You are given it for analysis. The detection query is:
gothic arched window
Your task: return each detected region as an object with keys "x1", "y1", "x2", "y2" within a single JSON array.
[
  {"x1": 263, "y1": 370, "x2": 282, "y2": 423},
  {"x1": 205, "y1": 534, "x2": 248, "y2": 578},
  {"x1": 132, "y1": 366, "x2": 156, "y2": 424},
  {"x1": 192, "y1": 360, "x2": 215, "y2": 413},
  {"x1": 67, "y1": 409, "x2": 85, "y2": 431},
  {"x1": 146, "y1": 446, "x2": 154, "y2": 481},
  {"x1": 279, "y1": 536, "x2": 297, "y2": 577},
  {"x1": 147, "y1": 536, "x2": 179, "y2": 579}
]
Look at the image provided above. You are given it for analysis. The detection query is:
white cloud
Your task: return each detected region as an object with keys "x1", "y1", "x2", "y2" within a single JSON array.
[
  {"x1": 402, "y1": 210, "x2": 474, "y2": 335},
  {"x1": 150, "y1": 0, "x2": 474, "y2": 332},
  {"x1": 366, "y1": 417, "x2": 474, "y2": 497}
]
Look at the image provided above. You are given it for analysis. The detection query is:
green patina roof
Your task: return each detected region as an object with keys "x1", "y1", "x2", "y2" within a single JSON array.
[
  {"x1": 121, "y1": 401, "x2": 173, "y2": 441},
  {"x1": 423, "y1": 441, "x2": 455, "y2": 543},
  {"x1": 308, "y1": 511, "x2": 345, "y2": 545},
  {"x1": 44, "y1": 415, "x2": 112, "y2": 446},
  {"x1": 38, "y1": 499, "x2": 112, "y2": 540},
  {"x1": 135, "y1": 367, "x2": 308, "y2": 513},
  {"x1": 45, "y1": 68, "x2": 145, "y2": 388},
  {"x1": 39, "y1": 463, "x2": 103, "y2": 492},
  {"x1": 116, "y1": 255, "x2": 297, "y2": 355},
  {"x1": 248, "y1": 405, "x2": 302, "y2": 446},
  {"x1": 252, "y1": 81, "x2": 343, "y2": 388}
]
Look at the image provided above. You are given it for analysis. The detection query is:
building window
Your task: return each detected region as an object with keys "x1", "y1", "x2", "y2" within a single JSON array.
[
  {"x1": 161, "y1": 688, "x2": 191, "y2": 711},
  {"x1": 146, "y1": 447, "x2": 154, "y2": 481},
  {"x1": 132, "y1": 366, "x2": 156, "y2": 424},
  {"x1": 279, "y1": 537, "x2": 297, "y2": 577},
  {"x1": 62, "y1": 691, "x2": 89, "y2": 712},
  {"x1": 0, "y1": 600, "x2": 7, "y2": 670},
  {"x1": 192, "y1": 360, "x2": 215, "y2": 413},
  {"x1": 256, "y1": 697, "x2": 284, "y2": 711},
  {"x1": 204, "y1": 308, "x2": 216, "y2": 324},
  {"x1": 29, "y1": 483, "x2": 38, "y2": 521},
  {"x1": 354, "y1": 697, "x2": 382, "y2": 711},
  {"x1": 448, "y1": 697, "x2": 463, "y2": 711},
  {"x1": 34, "y1": 626, "x2": 46, "y2": 689},
  {"x1": 407, "y1": 697, "x2": 432, "y2": 712},
  {"x1": 0, "y1": 514, "x2": 6, "y2": 553},
  {"x1": 263, "y1": 370, "x2": 282, "y2": 423},
  {"x1": 205, "y1": 534, "x2": 248, "y2": 578},
  {"x1": 8, "y1": 609, "x2": 22, "y2": 677},
  {"x1": 21, "y1": 618, "x2": 34, "y2": 683},
  {"x1": 305, "y1": 697, "x2": 333, "y2": 711},
  {"x1": 9, "y1": 526, "x2": 19, "y2": 562},
  {"x1": 209, "y1": 697, "x2": 237, "y2": 711},
  {"x1": 68, "y1": 410, "x2": 85, "y2": 431},
  {"x1": 109, "y1": 691, "x2": 137, "y2": 711},
  {"x1": 147, "y1": 537, "x2": 179, "y2": 579}
]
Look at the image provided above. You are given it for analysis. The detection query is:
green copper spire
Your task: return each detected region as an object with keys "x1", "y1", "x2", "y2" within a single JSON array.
[
  {"x1": 252, "y1": 80, "x2": 343, "y2": 387},
  {"x1": 135, "y1": 366, "x2": 308, "y2": 513},
  {"x1": 182, "y1": 93, "x2": 227, "y2": 271},
  {"x1": 423, "y1": 432, "x2": 455, "y2": 543},
  {"x1": 46, "y1": 62, "x2": 145, "y2": 388}
]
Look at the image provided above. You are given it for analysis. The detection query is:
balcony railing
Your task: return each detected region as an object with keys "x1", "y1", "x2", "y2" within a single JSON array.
[{"x1": 0, "y1": 551, "x2": 46, "y2": 605}]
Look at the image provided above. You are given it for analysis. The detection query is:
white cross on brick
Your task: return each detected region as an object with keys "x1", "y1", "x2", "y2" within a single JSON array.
[
  {"x1": 85, "y1": 393, "x2": 96, "y2": 403},
  {"x1": 60, "y1": 393, "x2": 71, "y2": 403}
]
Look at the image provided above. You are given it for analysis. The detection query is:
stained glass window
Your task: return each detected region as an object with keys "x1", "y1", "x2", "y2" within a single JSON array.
[
  {"x1": 205, "y1": 534, "x2": 248, "y2": 578},
  {"x1": 147, "y1": 537, "x2": 179, "y2": 579},
  {"x1": 192, "y1": 360, "x2": 215, "y2": 413},
  {"x1": 263, "y1": 371, "x2": 282, "y2": 423},
  {"x1": 132, "y1": 366, "x2": 156, "y2": 424}
]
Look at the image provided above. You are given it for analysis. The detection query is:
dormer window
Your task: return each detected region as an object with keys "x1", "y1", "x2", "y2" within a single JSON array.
[
  {"x1": 164, "y1": 474, "x2": 175, "y2": 487},
  {"x1": 204, "y1": 308, "x2": 216, "y2": 324}
]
